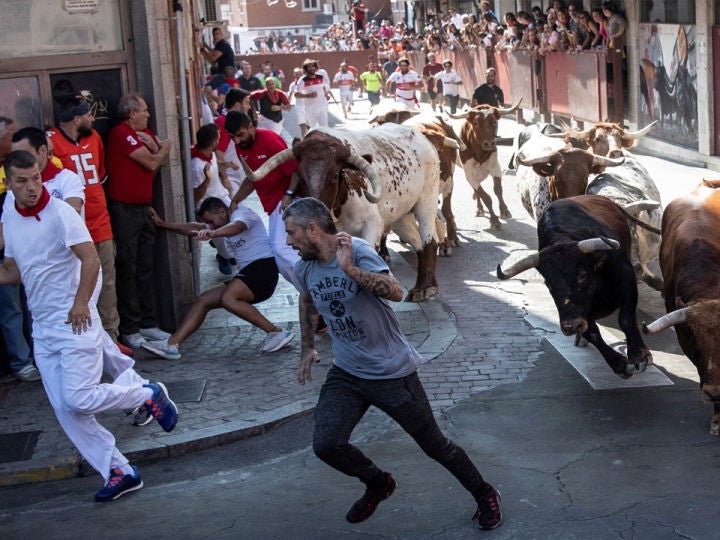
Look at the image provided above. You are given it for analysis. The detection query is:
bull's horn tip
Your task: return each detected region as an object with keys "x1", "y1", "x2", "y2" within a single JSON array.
[
  {"x1": 641, "y1": 321, "x2": 649, "y2": 334},
  {"x1": 496, "y1": 264, "x2": 506, "y2": 280}
]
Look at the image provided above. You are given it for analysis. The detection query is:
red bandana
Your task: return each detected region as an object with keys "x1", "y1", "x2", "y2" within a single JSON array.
[
  {"x1": 191, "y1": 146, "x2": 212, "y2": 163},
  {"x1": 15, "y1": 186, "x2": 51, "y2": 221},
  {"x1": 40, "y1": 161, "x2": 62, "y2": 183}
]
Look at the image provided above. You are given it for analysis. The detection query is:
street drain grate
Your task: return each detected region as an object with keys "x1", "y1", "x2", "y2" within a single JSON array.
[
  {"x1": 0, "y1": 431, "x2": 41, "y2": 463},
  {"x1": 165, "y1": 379, "x2": 207, "y2": 403}
]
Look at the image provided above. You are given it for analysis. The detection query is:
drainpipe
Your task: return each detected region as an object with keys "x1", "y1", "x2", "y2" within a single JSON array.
[{"x1": 173, "y1": 0, "x2": 201, "y2": 296}]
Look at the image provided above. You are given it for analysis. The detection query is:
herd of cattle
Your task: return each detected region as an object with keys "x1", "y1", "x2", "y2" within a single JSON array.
[{"x1": 240, "y1": 103, "x2": 720, "y2": 437}]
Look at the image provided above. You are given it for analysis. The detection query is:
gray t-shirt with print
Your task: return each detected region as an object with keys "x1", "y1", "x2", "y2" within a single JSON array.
[{"x1": 295, "y1": 237, "x2": 421, "y2": 380}]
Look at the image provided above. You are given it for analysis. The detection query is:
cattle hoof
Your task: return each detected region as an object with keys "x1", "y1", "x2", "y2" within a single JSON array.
[
  {"x1": 710, "y1": 421, "x2": 720, "y2": 436},
  {"x1": 574, "y1": 334, "x2": 589, "y2": 347},
  {"x1": 490, "y1": 218, "x2": 502, "y2": 230},
  {"x1": 500, "y1": 208, "x2": 512, "y2": 219},
  {"x1": 451, "y1": 238, "x2": 460, "y2": 247},
  {"x1": 439, "y1": 246, "x2": 452, "y2": 257},
  {"x1": 405, "y1": 287, "x2": 438, "y2": 302},
  {"x1": 475, "y1": 209, "x2": 485, "y2": 218}
]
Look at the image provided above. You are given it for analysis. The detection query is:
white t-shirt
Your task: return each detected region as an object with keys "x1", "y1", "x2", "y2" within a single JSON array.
[
  {"x1": 191, "y1": 153, "x2": 231, "y2": 209},
  {"x1": 4, "y1": 196, "x2": 98, "y2": 326},
  {"x1": 387, "y1": 70, "x2": 422, "y2": 100},
  {"x1": 333, "y1": 71, "x2": 356, "y2": 93},
  {"x1": 3, "y1": 167, "x2": 85, "y2": 217},
  {"x1": 296, "y1": 73, "x2": 330, "y2": 111},
  {"x1": 435, "y1": 70, "x2": 462, "y2": 97},
  {"x1": 219, "y1": 205, "x2": 273, "y2": 270}
]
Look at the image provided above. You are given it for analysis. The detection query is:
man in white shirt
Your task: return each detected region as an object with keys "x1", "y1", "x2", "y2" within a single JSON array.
[
  {"x1": 434, "y1": 60, "x2": 464, "y2": 114},
  {"x1": 386, "y1": 57, "x2": 423, "y2": 109},
  {"x1": 8, "y1": 127, "x2": 84, "y2": 214},
  {"x1": 145, "y1": 197, "x2": 294, "y2": 359},
  {"x1": 294, "y1": 59, "x2": 332, "y2": 128},
  {"x1": 333, "y1": 62, "x2": 357, "y2": 118},
  {"x1": 0, "y1": 150, "x2": 178, "y2": 502}
]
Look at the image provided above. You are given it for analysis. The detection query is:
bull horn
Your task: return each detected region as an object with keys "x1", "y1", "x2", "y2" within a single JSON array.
[
  {"x1": 496, "y1": 252, "x2": 539, "y2": 280},
  {"x1": 346, "y1": 153, "x2": 382, "y2": 203},
  {"x1": 238, "y1": 149, "x2": 295, "y2": 183},
  {"x1": 498, "y1": 98, "x2": 523, "y2": 116},
  {"x1": 577, "y1": 237, "x2": 620, "y2": 253},
  {"x1": 625, "y1": 121, "x2": 658, "y2": 140},
  {"x1": 545, "y1": 132, "x2": 567, "y2": 139},
  {"x1": 566, "y1": 127, "x2": 591, "y2": 140},
  {"x1": 622, "y1": 200, "x2": 661, "y2": 215},
  {"x1": 592, "y1": 153, "x2": 625, "y2": 167},
  {"x1": 446, "y1": 110, "x2": 469, "y2": 119},
  {"x1": 642, "y1": 308, "x2": 688, "y2": 334},
  {"x1": 517, "y1": 154, "x2": 555, "y2": 166},
  {"x1": 443, "y1": 137, "x2": 460, "y2": 150}
]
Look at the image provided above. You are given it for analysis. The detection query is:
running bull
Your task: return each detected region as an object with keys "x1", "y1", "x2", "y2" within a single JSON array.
[
  {"x1": 643, "y1": 180, "x2": 720, "y2": 435},
  {"x1": 239, "y1": 123, "x2": 442, "y2": 302},
  {"x1": 497, "y1": 195, "x2": 652, "y2": 378}
]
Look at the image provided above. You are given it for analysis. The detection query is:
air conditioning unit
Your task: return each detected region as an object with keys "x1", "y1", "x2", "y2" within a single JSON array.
[
  {"x1": 323, "y1": 3, "x2": 333, "y2": 14},
  {"x1": 203, "y1": 0, "x2": 222, "y2": 23}
]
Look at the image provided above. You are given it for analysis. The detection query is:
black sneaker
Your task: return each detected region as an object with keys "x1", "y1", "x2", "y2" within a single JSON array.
[
  {"x1": 345, "y1": 472, "x2": 397, "y2": 523},
  {"x1": 94, "y1": 466, "x2": 143, "y2": 502},
  {"x1": 473, "y1": 483, "x2": 503, "y2": 530}
]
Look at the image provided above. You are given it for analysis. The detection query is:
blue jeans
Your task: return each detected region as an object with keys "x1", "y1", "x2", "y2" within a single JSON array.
[
  {"x1": 313, "y1": 366, "x2": 486, "y2": 495},
  {"x1": 0, "y1": 284, "x2": 33, "y2": 373}
]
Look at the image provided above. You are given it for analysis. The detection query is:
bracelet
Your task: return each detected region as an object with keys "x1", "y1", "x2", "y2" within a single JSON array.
[{"x1": 285, "y1": 189, "x2": 295, "y2": 196}]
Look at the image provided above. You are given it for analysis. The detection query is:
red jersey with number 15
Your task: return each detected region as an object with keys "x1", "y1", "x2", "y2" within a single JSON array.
[{"x1": 48, "y1": 128, "x2": 113, "y2": 243}]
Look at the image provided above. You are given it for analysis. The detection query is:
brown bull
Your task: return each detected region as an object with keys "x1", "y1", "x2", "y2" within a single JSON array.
[
  {"x1": 562, "y1": 121, "x2": 657, "y2": 159},
  {"x1": 643, "y1": 179, "x2": 720, "y2": 436},
  {"x1": 448, "y1": 101, "x2": 522, "y2": 229}
]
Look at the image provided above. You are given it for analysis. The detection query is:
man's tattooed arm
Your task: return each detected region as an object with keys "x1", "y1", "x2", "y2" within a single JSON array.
[{"x1": 345, "y1": 266, "x2": 404, "y2": 301}]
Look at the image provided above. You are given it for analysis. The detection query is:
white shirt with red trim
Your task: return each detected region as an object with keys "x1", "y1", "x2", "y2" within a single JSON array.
[
  {"x1": 387, "y1": 70, "x2": 422, "y2": 101},
  {"x1": 333, "y1": 71, "x2": 356, "y2": 94}
]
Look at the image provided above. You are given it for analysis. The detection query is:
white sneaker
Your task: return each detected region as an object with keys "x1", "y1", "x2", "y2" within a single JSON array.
[
  {"x1": 139, "y1": 327, "x2": 172, "y2": 341},
  {"x1": 16, "y1": 364, "x2": 41, "y2": 382},
  {"x1": 122, "y1": 332, "x2": 147, "y2": 348},
  {"x1": 262, "y1": 329, "x2": 295, "y2": 353},
  {"x1": 141, "y1": 339, "x2": 181, "y2": 360}
]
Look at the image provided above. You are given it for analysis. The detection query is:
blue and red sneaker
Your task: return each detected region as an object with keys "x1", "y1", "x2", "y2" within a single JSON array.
[{"x1": 143, "y1": 382, "x2": 178, "y2": 432}]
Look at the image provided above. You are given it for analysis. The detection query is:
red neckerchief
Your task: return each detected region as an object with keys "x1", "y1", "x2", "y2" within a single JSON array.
[
  {"x1": 191, "y1": 146, "x2": 212, "y2": 163},
  {"x1": 40, "y1": 161, "x2": 62, "y2": 183},
  {"x1": 15, "y1": 186, "x2": 51, "y2": 221}
]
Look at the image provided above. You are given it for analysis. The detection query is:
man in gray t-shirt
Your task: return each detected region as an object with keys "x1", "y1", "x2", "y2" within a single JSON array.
[{"x1": 283, "y1": 198, "x2": 503, "y2": 531}]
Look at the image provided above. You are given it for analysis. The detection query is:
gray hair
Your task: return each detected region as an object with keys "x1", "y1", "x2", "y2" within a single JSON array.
[
  {"x1": 282, "y1": 197, "x2": 337, "y2": 234},
  {"x1": 0, "y1": 116, "x2": 13, "y2": 139},
  {"x1": 117, "y1": 94, "x2": 144, "y2": 120}
]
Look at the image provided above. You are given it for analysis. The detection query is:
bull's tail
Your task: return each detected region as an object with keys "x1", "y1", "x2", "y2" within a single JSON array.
[{"x1": 618, "y1": 205, "x2": 662, "y2": 235}]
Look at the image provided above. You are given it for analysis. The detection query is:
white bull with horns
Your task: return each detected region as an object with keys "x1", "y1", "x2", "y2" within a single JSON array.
[{"x1": 239, "y1": 123, "x2": 443, "y2": 302}]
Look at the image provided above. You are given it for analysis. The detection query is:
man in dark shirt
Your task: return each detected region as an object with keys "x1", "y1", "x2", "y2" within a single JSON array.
[
  {"x1": 471, "y1": 67, "x2": 505, "y2": 107},
  {"x1": 382, "y1": 51, "x2": 398, "y2": 96},
  {"x1": 238, "y1": 61, "x2": 263, "y2": 93},
  {"x1": 201, "y1": 27, "x2": 235, "y2": 73}
]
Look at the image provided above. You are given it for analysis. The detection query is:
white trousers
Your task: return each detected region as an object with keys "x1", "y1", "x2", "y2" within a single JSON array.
[
  {"x1": 268, "y1": 200, "x2": 301, "y2": 291},
  {"x1": 304, "y1": 106, "x2": 329, "y2": 128},
  {"x1": 34, "y1": 321, "x2": 150, "y2": 482},
  {"x1": 257, "y1": 115, "x2": 284, "y2": 134}
]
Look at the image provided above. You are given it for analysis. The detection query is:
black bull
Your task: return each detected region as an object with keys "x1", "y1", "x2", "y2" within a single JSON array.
[{"x1": 497, "y1": 195, "x2": 653, "y2": 377}]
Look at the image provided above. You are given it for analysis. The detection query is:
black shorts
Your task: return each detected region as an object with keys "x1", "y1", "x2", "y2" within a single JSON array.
[
  {"x1": 428, "y1": 88, "x2": 441, "y2": 99},
  {"x1": 230, "y1": 257, "x2": 279, "y2": 304}
]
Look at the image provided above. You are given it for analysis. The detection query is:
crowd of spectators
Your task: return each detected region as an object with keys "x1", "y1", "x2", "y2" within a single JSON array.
[{"x1": 241, "y1": 0, "x2": 626, "y2": 57}]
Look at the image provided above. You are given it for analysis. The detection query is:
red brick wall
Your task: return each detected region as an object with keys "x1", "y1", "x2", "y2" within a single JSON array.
[{"x1": 247, "y1": 3, "x2": 316, "y2": 29}]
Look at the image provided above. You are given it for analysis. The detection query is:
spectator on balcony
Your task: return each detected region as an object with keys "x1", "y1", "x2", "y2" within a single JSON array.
[
  {"x1": 479, "y1": 1, "x2": 499, "y2": 24},
  {"x1": 603, "y1": 1, "x2": 626, "y2": 51},
  {"x1": 592, "y1": 8, "x2": 609, "y2": 49},
  {"x1": 576, "y1": 10, "x2": 599, "y2": 50},
  {"x1": 350, "y1": 1, "x2": 367, "y2": 39}
]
